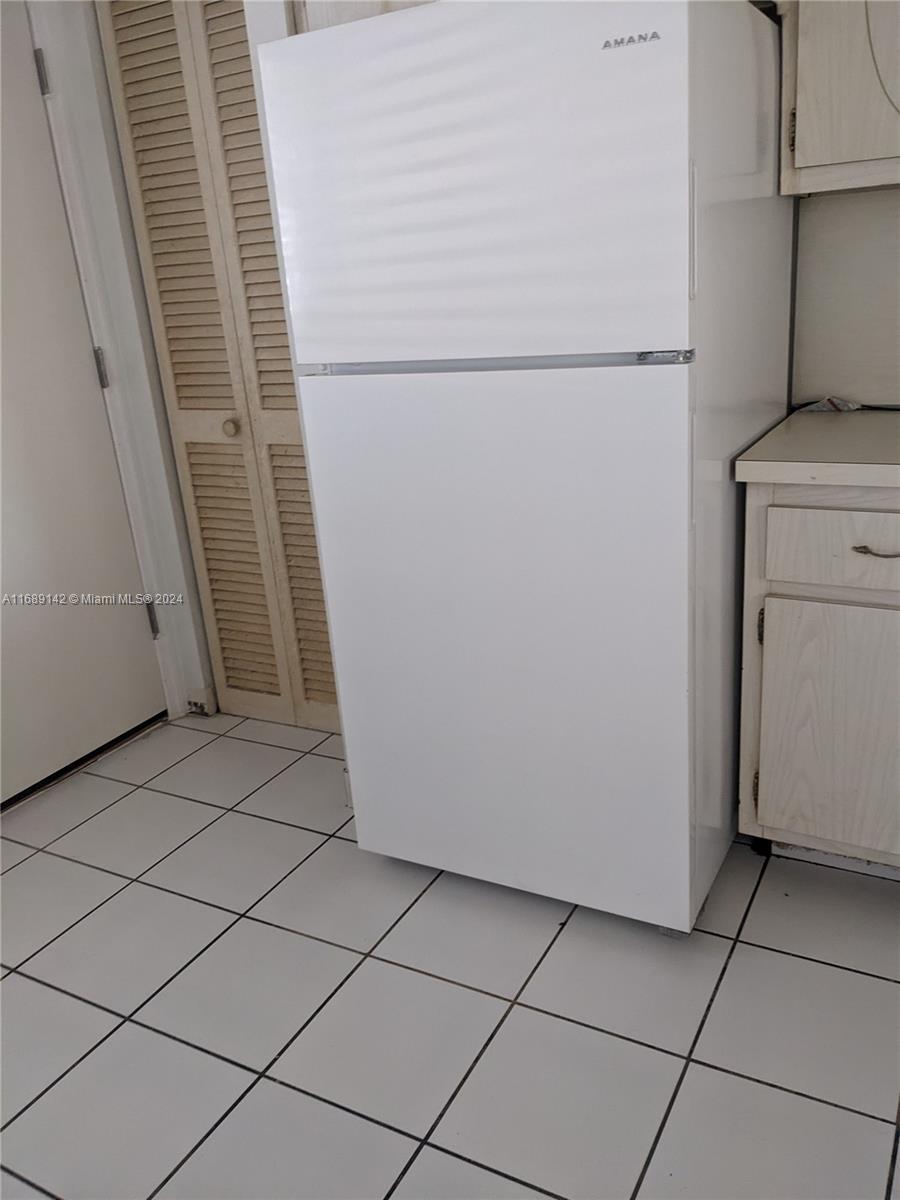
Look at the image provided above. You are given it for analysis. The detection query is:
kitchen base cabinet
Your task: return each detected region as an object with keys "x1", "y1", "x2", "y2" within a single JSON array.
[{"x1": 737, "y1": 412, "x2": 900, "y2": 868}]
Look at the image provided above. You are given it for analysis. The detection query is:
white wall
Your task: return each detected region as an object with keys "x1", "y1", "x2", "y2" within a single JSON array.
[{"x1": 792, "y1": 188, "x2": 900, "y2": 408}]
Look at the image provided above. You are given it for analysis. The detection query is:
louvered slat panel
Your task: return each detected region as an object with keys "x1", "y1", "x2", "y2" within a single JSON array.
[
  {"x1": 101, "y1": 0, "x2": 299, "y2": 724},
  {"x1": 110, "y1": 0, "x2": 233, "y2": 411},
  {"x1": 271, "y1": 444, "x2": 336, "y2": 704},
  {"x1": 203, "y1": 1, "x2": 295, "y2": 411},
  {"x1": 188, "y1": 444, "x2": 278, "y2": 694}
]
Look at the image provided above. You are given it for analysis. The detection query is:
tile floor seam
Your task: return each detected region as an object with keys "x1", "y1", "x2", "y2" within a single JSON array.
[
  {"x1": 16, "y1": 836, "x2": 891, "y2": 1174},
  {"x1": 0, "y1": 1010, "x2": 130, "y2": 1135},
  {"x1": 222, "y1": 730, "x2": 334, "y2": 755},
  {"x1": 4, "y1": 967, "x2": 128, "y2": 1021},
  {"x1": 884, "y1": 1128, "x2": 899, "y2": 1200},
  {"x1": 80, "y1": 722, "x2": 231, "y2": 789},
  {"x1": 382, "y1": 902, "x2": 580, "y2": 1200},
  {"x1": 2, "y1": 783, "x2": 144, "y2": 855},
  {"x1": 413, "y1": 1145, "x2": 570, "y2": 1200},
  {"x1": 0, "y1": 716, "x2": 169, "y2": 816},
  {"x1": 688, "y1": 1058, "x2": 899, "y2": 1126},
  {"x1": 8, "y1": 891, "x2": 893, "y2": 1165},
  {"x1": 4, "y1": 783, "x2": 894, "y2": 1200},
  {"x1": 365, "y1": 953, "x2": 515, "y2": 1003},
  {"x1": 171, "y1": 717, "x2": 247, "y2": 737},
  {"x1": 263, "y1": 1076, "x2": 424, "y2": 1142},
  {"x1": 771, "y1": 851, "x2": 900, "y2": 886},
  {"x1": 26, "y1": 841, "x2": 895, "y2": 1012},
  {"x1": 736, "y1": 936, "x2": 900, "y2": 985},
  {"x1": 626, "y1": 854, "x2": 774, "y2": 1200},
  {"x1": 0, "y1": 755, "x2": 359, "y2": 1130},
  {"x1": 1, "y1": 823, "x2": 352, "y2": 1137},
  {"x1": 0, "y1": 842, "x2": 41, "y2": 875},
  {"x1": 143, "y1": 868, "x2": 446, "y2": 1200},
  {"x1": 137, "y1": 754, "x2": 313, "y2": 810},
  {"x1": 1, "y1": 870, "x2": 134, "y2": 975},
  {"x1": 511, "y1": 1001, "x2": 687, "y2": 1062},
  {"x1": 0, "y1": 1163, "x2": 64, "y2": 1200},
  {"x1": 22, "y1": 927, "x2": 884, "y2": 1136}
]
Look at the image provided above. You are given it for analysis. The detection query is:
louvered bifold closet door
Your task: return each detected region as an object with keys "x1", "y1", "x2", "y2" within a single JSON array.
[
  {"x1": 181, "y1": 0, "x2": 338, "y2": 728},
  {"x1": 97, "y1": 0, "x2": 338, "y2": 730}
]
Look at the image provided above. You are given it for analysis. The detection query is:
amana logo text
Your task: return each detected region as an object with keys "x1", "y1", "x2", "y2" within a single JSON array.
[{"x1": 602, "y1": 32, "x2": 662, "y2": 49}]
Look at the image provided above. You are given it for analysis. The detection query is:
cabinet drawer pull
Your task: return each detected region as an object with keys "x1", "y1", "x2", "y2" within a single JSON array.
[{"x1": 852, "y1": 544, "x2": 900, "y2": 559}]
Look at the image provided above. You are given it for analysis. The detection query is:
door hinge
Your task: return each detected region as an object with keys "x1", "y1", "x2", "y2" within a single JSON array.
[
  {"x1": 757, "y1": 606, "x2": 765, "y2": 644},
  {"x1": 93, "y1": 346, "x2": 110, "y2": 390},
  {"x1": 34, "y1": 48, "x2": 50, "y2": 96},
  {"x1": 145, "y1": 599, "x2": 160, "y2": 640},
  {"x1": 788, "y1": 107, "x2": 796, "y2": 154},
  {"x1": 752, "y1": 770, "x2": 759, "y2": 806}
]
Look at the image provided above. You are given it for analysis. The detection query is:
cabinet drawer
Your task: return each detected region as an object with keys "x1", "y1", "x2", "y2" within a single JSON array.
[{"x1": 766, "y1": 507, "x2": 900, "y2": 590}]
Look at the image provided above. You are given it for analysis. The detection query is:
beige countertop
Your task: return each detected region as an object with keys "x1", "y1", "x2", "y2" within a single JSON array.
[{"x1": 736, "y1": 409, "x2": 900, "y2": 487}]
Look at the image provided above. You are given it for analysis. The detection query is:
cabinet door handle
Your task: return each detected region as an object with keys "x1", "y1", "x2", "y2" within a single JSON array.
[
  {"x1": 222, "y1": 417, "x2": 241, "y2": 438},
  {"x1": 852, "y1": 544, "x2": 900, "y2": 559}
]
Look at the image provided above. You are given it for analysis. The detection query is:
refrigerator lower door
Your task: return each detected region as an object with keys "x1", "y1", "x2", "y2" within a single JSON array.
[{"x1": 302, "y1": 365, "x2": 692, "y2": 928}]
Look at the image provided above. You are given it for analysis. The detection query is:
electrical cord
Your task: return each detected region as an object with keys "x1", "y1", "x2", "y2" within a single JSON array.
[{"x1": 865, "y1": 0, "x2": 900, "y2": 116}]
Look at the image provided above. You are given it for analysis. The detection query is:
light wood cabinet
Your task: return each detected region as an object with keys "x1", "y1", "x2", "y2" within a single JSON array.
[
  {"x1": 737, "y1": 411, "x2": 900, "y2": 867},
  {"x1": 779, "y1": 1, "x2": 900, "y2": 194}
]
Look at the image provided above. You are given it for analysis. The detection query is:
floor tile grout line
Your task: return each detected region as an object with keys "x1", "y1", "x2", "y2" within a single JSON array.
[
  {"x1": 381, "y1": 902, "x2": 580, "y2": 1200},
  {"x1": 8, "y1": 943, "x2": 893, "y2": 1189},
  {"x1": 171, "y1": 716, "x2": 247, "y2": 736},
  {"x1": 7, "y1": 716, "x2": 253, "y2": 855},
  {"x1": 81, "y1": 720, "x2": 237, "y2": 789},
  {"x1": 2, "y1": 741, "x2": 339, "y2": 991},
  {"x1": 1, "y1": 874, "x2": 134, "y2": 979},
  {"x1": 0, "y1": 1163, "x2": 64, "y2": 1200},
  {"x1": 415, "y1": 1145, "x2": 570, "y2": 1200},
  {"x1": 27, "y1": 832, "x2": 896, "y2": 999},
  {"x1": 220, "y1": 730, "x2": 335, "y2": 755},
  {"x1": 2, "y1": 782, "x2": 144, "y2": 857},
  {"x1": 735, "y1": 937, "x2": 900, "y2": 985},
  {"x1": 884, "y1": 1126, "x2": 899, "y2": 1200},
  {"x1": 0, "y1": 820, "x2": 350, "y2": 1137},
  {"x1": 9, "y1": 903, "x2": 894, "y2": 1140},
  {"x1": 0, "y1": 1010, "x2": 131, "y2": 1135},
  {"x1": 144, "y1": 869, "x2": 446, "y2": 1200},
  {"x1": 0, "y1": 842, "x2": 41, "y2": 876},
  {"x1": 511, "y1": 1001, "x2": 687, "y2": 1061},
  {"x1": 5, "y1": 836, "x2": 894, "y2": 1197},
  {"x1": 770, "y1": 850, "x2": 900, "y2": 886},
  {"x1": 627, "y1": 855, "x2": 773, "y2": 1200},
  {"x1": 0, "y1": 714, "x2": 171, "y2": 818},
  {"x1": 688, "y1": 1058, "x2": 898, "y2": 1126},
  {"x1": 263, "y1": 1076, "x2": 423, "y2": 1142},
  {"x1": 26, "y1": 801, "x2": 354, "y2": 881}
]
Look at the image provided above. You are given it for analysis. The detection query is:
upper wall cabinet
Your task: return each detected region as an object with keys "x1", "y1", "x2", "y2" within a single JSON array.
[{"x1": 779, "y1": 1, "x2": 900, "y2": 194}]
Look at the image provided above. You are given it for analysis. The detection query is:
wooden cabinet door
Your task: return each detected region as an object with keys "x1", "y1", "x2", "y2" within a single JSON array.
[
  {"x1": 98, "y1": 0, "x2": 338, "y2": 729},
  {"x1": 795, "y1": 1, "x2": 900, "y2": 168},
  {"x1": 758, "y1": 597, "x2": 900, "y2": 854}
]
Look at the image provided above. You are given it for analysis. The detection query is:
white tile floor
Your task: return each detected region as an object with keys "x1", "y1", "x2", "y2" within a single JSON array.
[{"x1": 1, "y1": 717, "x2": 898, "y2": 1200}]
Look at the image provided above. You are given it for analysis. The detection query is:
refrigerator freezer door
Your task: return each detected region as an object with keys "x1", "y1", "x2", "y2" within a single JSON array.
[
  {"x1": 258, "y1": 2, "x2": 690, "y2": 366},
  {"x1": 301, "y1": 366, "x2": 693, "y2": 928}
]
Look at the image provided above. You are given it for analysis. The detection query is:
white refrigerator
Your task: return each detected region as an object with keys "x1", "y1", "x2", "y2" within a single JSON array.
[{"x1": 257, "y1": 1, "x2": 793, "y2": 930}]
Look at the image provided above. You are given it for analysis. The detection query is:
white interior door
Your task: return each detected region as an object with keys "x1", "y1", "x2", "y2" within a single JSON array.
[
  {"x1": 258, "y1": 1, "x2": 690, "y2": 364},
  {"x1": 1, "y1": 1, "x2": 165, "y2": 800},
  {"x1": 301, "y1": 364, "x2": 693, "y2": 927}
]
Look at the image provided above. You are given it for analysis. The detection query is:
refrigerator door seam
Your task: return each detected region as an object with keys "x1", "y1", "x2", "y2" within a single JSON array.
[{"x1": 297, "y1": 349, "x2": 696, "y2": 377}]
